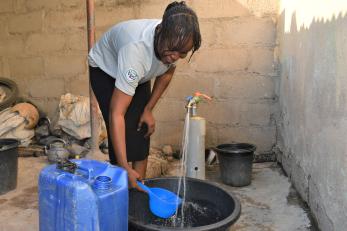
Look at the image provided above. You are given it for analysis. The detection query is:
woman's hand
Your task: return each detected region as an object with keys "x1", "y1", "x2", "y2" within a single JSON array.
[
  {"x1": 127, "y1": 167, "x2": 145, "y2": 192},
  {"x1": 137, "y1": 108, "x2": 155, "y2": 138}
]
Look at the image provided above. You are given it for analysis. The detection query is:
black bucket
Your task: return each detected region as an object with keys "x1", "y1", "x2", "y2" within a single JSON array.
[
  {"x1": 0, "y1": 139, "x2": 20, "y2": 195},
  {"x1": 214, "y1": 143, "x2": 256, "y2": 187},
  {"x1": 129, "y1": 177, "x2": 241, "y2": 231}
]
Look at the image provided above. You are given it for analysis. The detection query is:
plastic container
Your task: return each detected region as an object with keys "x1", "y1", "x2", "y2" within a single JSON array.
[
  {"x1": 0, "y1": 139, "x2": 19, "y2": 195},
  {"x1": 129, "y1": 177, "x2": 241, "y2": 231},
  {"x1": 214, "y1": 143, "x2": 256, "y2": 187},
  {"x1": 39, "y1": 159, "x2": 128, "y2": 231}
]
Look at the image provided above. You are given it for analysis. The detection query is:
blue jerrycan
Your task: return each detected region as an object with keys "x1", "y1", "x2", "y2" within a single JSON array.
[{"x1": 39, "y1": 159, "x2": 128, "y2": 231}]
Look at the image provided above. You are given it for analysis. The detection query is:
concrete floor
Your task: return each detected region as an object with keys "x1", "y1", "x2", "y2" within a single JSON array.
[
  {"x1": 0, "y1": 157, "x2": 318, "y2": 231},
  {"x1": 205, "y1": 163, "x2": 318, "y2": 231}
]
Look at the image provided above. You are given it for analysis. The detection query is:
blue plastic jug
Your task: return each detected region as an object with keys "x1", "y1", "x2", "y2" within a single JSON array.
[{"x1": 39, "y1": 159, "x2": 128, "y2": 231}]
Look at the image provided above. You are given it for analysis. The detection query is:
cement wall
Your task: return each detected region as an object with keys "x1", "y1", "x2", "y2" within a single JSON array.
[
  {"x1": 0, "y1": 0, "x2": 279, "y2": 155},
  {"x1": 277, "y1": 1, "x2": 347, "y2": 230}
]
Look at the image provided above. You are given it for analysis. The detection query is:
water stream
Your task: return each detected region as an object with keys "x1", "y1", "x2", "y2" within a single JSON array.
[{"x1": 173, "y1": 111, "x2": 190, "y2": 227}]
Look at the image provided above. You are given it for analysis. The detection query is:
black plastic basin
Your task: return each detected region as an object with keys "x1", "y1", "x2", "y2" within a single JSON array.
[
  {"x1": 129, "y1": 177, "x2": 241, "y2": 231},
  {"x1": 0, "y1": 138, "x2": 19, "y2": 195}
]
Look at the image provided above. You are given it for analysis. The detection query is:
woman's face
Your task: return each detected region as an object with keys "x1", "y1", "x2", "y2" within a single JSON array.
[{"x1": 158, "y1": 36, "x2": 194, "y2": 65}]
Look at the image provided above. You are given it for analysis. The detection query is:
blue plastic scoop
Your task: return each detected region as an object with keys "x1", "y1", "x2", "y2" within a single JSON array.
[{"x1": 137, "y1": 181, "x2": 182, "y2": 218}]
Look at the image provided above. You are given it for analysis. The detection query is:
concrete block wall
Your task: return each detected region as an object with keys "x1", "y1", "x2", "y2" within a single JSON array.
[
  {"x1": 0, "y1": 0, "x2": 279, "y2": 155},
  {"x1": 147, "y1": 0, "x2": 280, "y2": 153},
  {"x1": 0, "y1": 0, "x2": 89, "y2": 116},
  {"x1": 277, "y1": 1, "x2": 347, "y2": 230}
]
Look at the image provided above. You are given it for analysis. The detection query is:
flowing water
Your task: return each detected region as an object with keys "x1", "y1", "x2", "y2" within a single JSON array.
[
  {"x1": 153, "y1": 200, "x2": 223, "y2": 228},
  {"x1": 173, "y1": 112, "x2": 190, "y2": 227}
]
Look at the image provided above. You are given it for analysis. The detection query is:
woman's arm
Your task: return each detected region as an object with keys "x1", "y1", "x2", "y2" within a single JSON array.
[
  {"x1": 138, "y1": 65, "x2": 176, "y2": 137},
  {"x1": 109, "y1": 88, "x2": 143, "y2": 190}
]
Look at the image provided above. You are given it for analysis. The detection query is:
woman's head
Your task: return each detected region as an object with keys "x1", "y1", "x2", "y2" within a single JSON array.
[{"x1": 155, "y1": 1, "x2": 201, "y2": 64}]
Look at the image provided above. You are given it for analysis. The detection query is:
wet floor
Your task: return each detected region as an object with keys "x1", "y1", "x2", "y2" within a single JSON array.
[
  {"x1": 204, "y1": 163, "x2": 319, "y2": 231},
  {"x1": 0, "y1": 157, "x2": 319, "y2": 231}
]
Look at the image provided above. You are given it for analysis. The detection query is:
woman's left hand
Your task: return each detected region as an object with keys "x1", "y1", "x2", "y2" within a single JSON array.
[{"x1": 138, "y1": 108, "x2": 155, "y2": 138}]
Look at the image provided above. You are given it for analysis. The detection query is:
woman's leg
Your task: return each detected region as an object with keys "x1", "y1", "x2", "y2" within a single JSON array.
[
  {"x1": 132, "y1": 159, "x2": 148, "y2": 178},
  {"x1": 89, "y1": 66, "x2": 117, "y2": 164},
  {"x1": 125, "y1": 81, "x2": 151, "y2": 178}
]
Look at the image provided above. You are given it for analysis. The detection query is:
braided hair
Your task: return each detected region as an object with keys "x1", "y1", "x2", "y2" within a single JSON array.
[{"x1": 154, "y1": 1, "x2": 201, "y2": 60}]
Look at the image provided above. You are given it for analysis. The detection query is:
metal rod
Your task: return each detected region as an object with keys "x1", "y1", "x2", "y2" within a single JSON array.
[
  {"x1": 86, "y1": 0, "x2": 99, "y2": 155},
  {"x1": 86, "y1": 0, "x2": 95, "y2": 50}
]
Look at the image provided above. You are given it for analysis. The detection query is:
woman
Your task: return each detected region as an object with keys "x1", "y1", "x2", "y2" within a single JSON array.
[{"x1": 88, "y1": 1, "x2": 201, "y2": 190}]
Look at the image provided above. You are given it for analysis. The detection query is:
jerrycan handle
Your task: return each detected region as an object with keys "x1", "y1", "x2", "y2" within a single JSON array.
[
  {"x1": 76, "y1": 166, "x2": 93, "y2": 180},
  {"x1": 56, "y1": 159, "x2": 77, "y2": 173},
  {"x1": 56, "y1": 159, "x2": 92, "y2": 180}
]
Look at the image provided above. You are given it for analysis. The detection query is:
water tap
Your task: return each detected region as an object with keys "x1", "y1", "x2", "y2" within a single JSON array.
[{"x1": 186, "y1": 92, "x2": 211, "y2": 116}]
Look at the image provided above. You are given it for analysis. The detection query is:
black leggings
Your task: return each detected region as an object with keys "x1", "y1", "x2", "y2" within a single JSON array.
[{"x1": 89, "y1": 66, "x2": 151, "y2": 164}]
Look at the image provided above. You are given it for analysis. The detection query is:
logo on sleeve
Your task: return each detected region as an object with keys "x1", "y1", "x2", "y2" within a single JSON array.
[{"x1": 125, "y1": 68, "x2": 138, "y2": 82}]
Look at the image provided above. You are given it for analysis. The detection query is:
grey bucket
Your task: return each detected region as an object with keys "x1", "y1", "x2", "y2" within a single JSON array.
[
  {"x1": 0, "y1": 139, "x2": 20, "y2": 195},
  {"x1": 214, "y1": 143, "x2": 256, "y2": 187}
]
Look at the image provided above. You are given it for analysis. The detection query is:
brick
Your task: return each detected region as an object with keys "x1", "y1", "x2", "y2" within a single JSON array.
[
  {"x1": 237, "y1": 0, "x2": 279, "y2": 17},
  {"x1": 96, "y1": 0, "x2": 146, "y2": 8},
  {"x1": 249, "y1": 48, "x2": 275, "y2": 74},
  {"x1": 29, "y1": 98, "x2": 46, "y2": 115},
  {"x1": 218, "y1": 18, "x2": 276, "y2": 47},
  {"x1": 66, "y1": 75, "x2": 89, "y2": 96},
  {"x1": 199, "y1": 20, "x2": 218, "y2": 48},
  {"x1": 95, "y1": 7, "x2": 135, "y2": 28},
  {"x1": 45, "y1": 55, "x2": 87, "y2": 77},
  {"x1": 0, "y1": 0, "x2": 13, "y2": 13},
  {"x1": 191, "y1": 48, "x2": 249, "y2": 73},
  {"x1": 199, "y1": 100, "x2": 240, "y2": 125},
  {"x1": 61, "y1": 0, "x2": 83, "y2": 8},
  {"x1": 26, "y1": 0, "x2": 81, "y2": 11},
  {"x1": 165, "y1": 74, "x2": 215, "y2": 99},
  {"x1": 10, "y1": 77, "x2": 29, "y2": 97},
  {"x1": 95, "y1": 0, "x2": 109, "y2": 7},
  {"x1": 34, "y1": 99, "x2": 59, "y2": 118},
  {"x1": 25, "y1": 33, "x2": 65, "y2": 54},
  {"x1": 136, "y1": 0, "x2": 173, "y2": 19},
  {"x1": 200, "y1": 99, "x2": 273, "y2": 127},
  {"x1": 46, "y1": 9, "x2": 86, "y2": 31},
  {"x1": 239, "y1": 102, "x2": 273, "y2": 126},
  {"x1": 0, "y1": 37, "x2": 25, "y2": 56},
  {"x1": 151, "y1": 121, "x2": 184, "y2": 148},
  {"x1": 65, "y1": 31, "x2": 88, "y2": 52},
  {"x1": 216, "y1": 125, "x2": 276, "y2": 153},
  {"x1": 9, "y1": 57, "x2": 44, "y2": 77},
  {"x1": 0, "y1": 17, "x2": 8, "y2": 38},
  {"x1": 154, "y1": 99, "x2": 186, "y2": 122},
  {"x1": 215, "y1": 73, "x2": 276, "y2": 100},
  {"x1": 191, "y1": 0, "x2": 251, "y2": 19},
  {"x1": 8, "y1": 11, "x2": 43, "y2": 33},
  {"x1": 45, "y1": 99, "x2": 60, "y2": 118},
  {"x1": 13, "y1": 0, "x2": 27, "y2": 13},
  {"x1": 29, "y1": 78, "x2": 65, "y2": 98},
  {"x1": 26, "y1": 0, "x2": 61, "y2": 10},
  {"x1": 205, "y1": 126, "x2": 218, "y2": 148},
  {"x1": 0, "y1": 58, "x2": 10, "y2": 78},
  {"x1": 31, "y1": 98, "x2": 60, "y2": 118}
]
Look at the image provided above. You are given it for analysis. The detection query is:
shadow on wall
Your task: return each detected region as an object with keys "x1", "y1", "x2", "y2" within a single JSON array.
[
  {"x1": 280, "y1": 0, "x2": 347, "y2": 33},
  {"x1": 277, "y1": 1, "x2": 347, "y2": 231}
]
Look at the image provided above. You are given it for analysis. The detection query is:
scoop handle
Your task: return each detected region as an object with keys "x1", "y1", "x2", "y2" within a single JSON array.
[{"x1": 137, "y1": 181, "x2": 152, "y2": 194}]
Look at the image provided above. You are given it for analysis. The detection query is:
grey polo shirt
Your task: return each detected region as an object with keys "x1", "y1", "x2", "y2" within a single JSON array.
[{"x1": 88, "y1": 19, "x2": 172, "y2": 96}]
